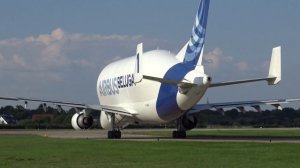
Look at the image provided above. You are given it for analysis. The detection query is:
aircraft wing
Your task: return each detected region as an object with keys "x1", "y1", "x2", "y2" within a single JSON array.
[
  {"x1": 188, "y1": 99, "x2": 300, "y2": 114},
  {"x1": 0, "y1": 96, "x2": 88, "y2": 108},
  {"x1": 0, "y1": 96, "x2": 135, "y2": 116}
]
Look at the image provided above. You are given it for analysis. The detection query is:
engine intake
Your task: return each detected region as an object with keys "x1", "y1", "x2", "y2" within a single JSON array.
[{"x1": 71, "y1": 111, "x2": 94, "y2": 130}]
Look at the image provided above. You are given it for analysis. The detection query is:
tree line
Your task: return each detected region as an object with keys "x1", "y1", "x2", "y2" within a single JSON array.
[
  {"x1": 0, "y1": 105, "x2": 93, "y2": 129},
  {"x1": 1, "y1": 104, "x2": 300, "y2": 129},
  {"x1": 195, "y1": 108, "x2": 300, "y2": 128}
]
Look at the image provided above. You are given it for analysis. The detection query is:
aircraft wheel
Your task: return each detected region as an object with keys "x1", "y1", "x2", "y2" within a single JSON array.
[
  {"x1": 172, "y1": 131, "x2": 178, "y2": 138},
  {"x1": 108, "y1": 131, "x2": 114, "y2": 139},
  {"x1": 179, "y1": 131, "x2": 186, "y2": 138},
  {"x1": 108, "y1": 130, "x2": 121, "y2": 139},
  {"x1": 114, "y1": 130, "x2": 121, "y2": 139},
  {"x1": 172, "y1": 131, "x2": 186, "y2": 139}
]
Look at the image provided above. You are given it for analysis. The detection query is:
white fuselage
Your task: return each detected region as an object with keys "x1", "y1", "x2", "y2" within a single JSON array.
[{"x1": 97, "y1": 50, "x2": 209, "y2": 126}]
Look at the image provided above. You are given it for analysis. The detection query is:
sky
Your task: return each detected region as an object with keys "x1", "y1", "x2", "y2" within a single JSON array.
[{"x1": 0, "y1": 0, "x2": 299, "y2": 109}]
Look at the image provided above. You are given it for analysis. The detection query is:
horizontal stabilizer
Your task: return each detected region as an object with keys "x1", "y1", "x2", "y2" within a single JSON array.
[
  {"x1": 209, "y1": 46, "x2": 282, "y2": 87},
  {"x1": 143, "y1": 75, "x2": 195, "y2": 87}
]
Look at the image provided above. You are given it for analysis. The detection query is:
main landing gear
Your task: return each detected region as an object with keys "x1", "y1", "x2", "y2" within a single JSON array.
[
  {"x1": 108, "y1": 130, "x2": 121, "y2": 139},
  {"x1": 107, "y1": 113, "x2": 122, "y2": 139},
  {"x1": 172, "y1": 130, "x2": 186, "y2": 138},
  {"x1": 172, "y1": 117, "x2": 187, "y2": 139}
]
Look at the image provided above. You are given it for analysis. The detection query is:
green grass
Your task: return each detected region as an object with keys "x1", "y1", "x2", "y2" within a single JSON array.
[
  {"x1": 127, "y1": 129, "x2": 300, "y2": 137},
  {"x1": 188, "y1": 129, "x2": 300, "y2": 137},
  {"x1": 1, "y1": 135, "x2": 300, "y2": 168}
]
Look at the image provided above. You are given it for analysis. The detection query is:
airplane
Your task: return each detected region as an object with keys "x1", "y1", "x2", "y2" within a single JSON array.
[{"x1": 1, "y1": 0, "x2": 299, "y2": 139}]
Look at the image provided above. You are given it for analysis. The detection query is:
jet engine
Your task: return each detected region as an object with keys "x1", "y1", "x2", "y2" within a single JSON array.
[
  {"x1": 71, "y1": 110, "x2": 94, "y2": 130},
  {"x1": 181, "y1": 115, "x2": 198, "y2": 130},
  {"x1": 100, "y1": 111, "x2": 134, "y2": 130}
]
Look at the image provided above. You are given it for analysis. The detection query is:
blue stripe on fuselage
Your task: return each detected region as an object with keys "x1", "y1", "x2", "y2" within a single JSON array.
[{"x1": 156, "y1": 63, "x2": 193, "y2": 121}]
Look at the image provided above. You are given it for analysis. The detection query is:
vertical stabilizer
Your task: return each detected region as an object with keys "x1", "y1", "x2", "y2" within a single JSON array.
[{"x1": 176, "y1": 0, "x2": 210, "y2": 69}]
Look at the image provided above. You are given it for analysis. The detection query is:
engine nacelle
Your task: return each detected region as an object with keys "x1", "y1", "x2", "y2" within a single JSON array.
[
  {"x1": 100, "y1": 111, "x2": 112, "y2": 130},
  {"x1": 181, "y1": 115, "x2": 198, "y2": 130},
  {"x1": 71, "y1": 110, "x2": 94, "y2": 130},
  {"x1": 100, "y1": 111, "x2": 134, "y2": 130}
]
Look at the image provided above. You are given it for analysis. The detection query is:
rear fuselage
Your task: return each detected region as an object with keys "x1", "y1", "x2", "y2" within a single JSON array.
[{"x1": 97, "y1": 50, "x2": 209, "y2": 125}]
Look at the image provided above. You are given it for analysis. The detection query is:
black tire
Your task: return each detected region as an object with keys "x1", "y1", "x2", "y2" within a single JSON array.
[
  {"x1": 108, "y1": 131, "x2": 114, "y2": 139},
  {"x1": 107, "y1": 130, "x2": 121, "y2": 139},
  {"x1": 114, "y1": 131, "x2": 121, "y2": 139},
  {"x1": 172, "y1": 131, "x2": 186, "y2": 139},
  {"x1": 179, "y1": 131, "x2": 186, "y2": 138},
  {"x1": 172, "y1": 131, "x2": 178, "y2": 138}
]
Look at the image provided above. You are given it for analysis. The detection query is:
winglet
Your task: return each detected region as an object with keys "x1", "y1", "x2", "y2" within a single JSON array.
[
  {"x1": 134, "y1": 43, "x2": 143, "y2": 83},
  {"x1": 267, "y1": 46, "x2": 281, "y2": 85}
]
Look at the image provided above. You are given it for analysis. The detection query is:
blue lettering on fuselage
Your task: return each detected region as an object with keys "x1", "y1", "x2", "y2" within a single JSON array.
[{"x1": 99, "y1": 73, "x2": 135, "y2": 96}]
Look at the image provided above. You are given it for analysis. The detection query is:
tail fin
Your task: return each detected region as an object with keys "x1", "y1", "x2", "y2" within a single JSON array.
[{"x1": 176, "y1": 0, "x2": 210, "y2": 69}]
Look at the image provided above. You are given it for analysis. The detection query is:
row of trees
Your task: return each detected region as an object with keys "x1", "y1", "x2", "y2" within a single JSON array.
[
  {"x1": 0, "y1": 105, "x2": 93, "y2": 129},
  {"x1": 195, "y1": 108, "x2": 300, "y2": 128},
  {"x1": 1, "y1": 104, "x2": 300, "y2": 129}
]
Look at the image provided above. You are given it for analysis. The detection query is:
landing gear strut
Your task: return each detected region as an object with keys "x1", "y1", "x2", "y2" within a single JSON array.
[
  {"x1": 172, "y1": 117, "x2": 187, "y2": 139},
  {"x1": 107, "y1": 113, "x2": 122, "y2": 139}
]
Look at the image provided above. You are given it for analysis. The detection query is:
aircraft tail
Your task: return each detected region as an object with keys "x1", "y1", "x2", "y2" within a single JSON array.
[{"x1": 176, "y1": 0, "x2": 210, "y2": 69}]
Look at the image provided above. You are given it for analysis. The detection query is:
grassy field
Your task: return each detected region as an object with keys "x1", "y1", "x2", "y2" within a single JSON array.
[
  {"x1": 1, "y1": 135, "x2": 300, "y2": 168},
  {"x1": 127, "y1": 128, "x2": 300, "y2": 137}
]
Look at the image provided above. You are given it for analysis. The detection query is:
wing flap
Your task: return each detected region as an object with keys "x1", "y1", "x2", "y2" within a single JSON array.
[
  {"x1": 0, "y1": 96, "x2": 88, "y2": 108},
  {"x1": 0, "y1": 96, "x2": 136, "y2": 117},
  {"x1": 101, "y1": 105, "x2": 136, "y2": 117}
]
